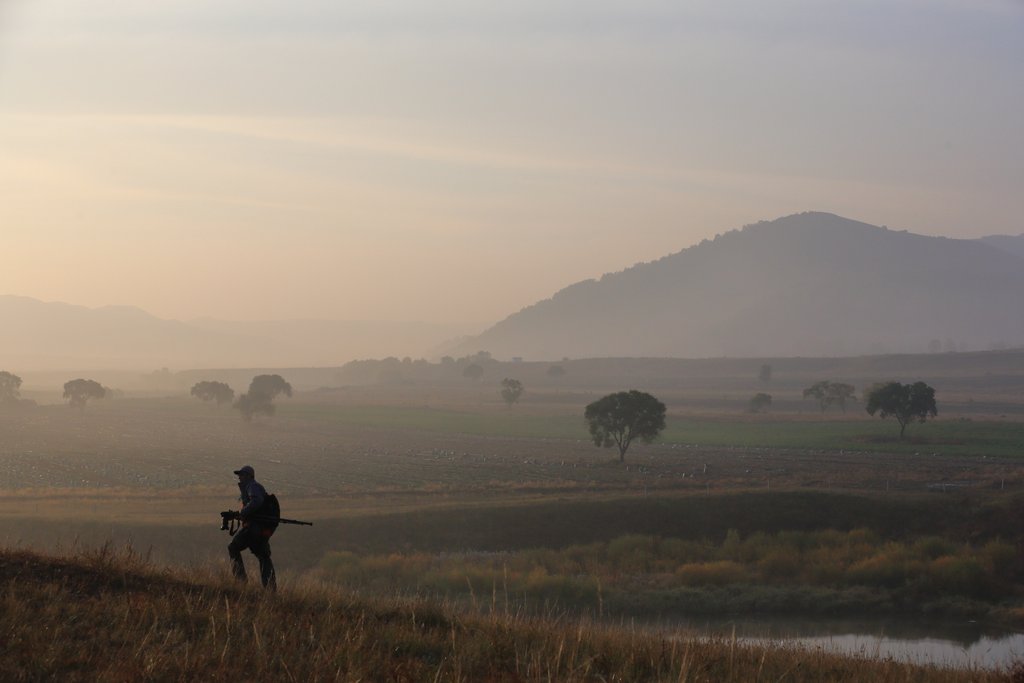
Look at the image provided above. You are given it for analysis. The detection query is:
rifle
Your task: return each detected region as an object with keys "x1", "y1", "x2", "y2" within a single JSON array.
[{"x1": 219, "y1": 510, "x2": 313, "y2": 536}]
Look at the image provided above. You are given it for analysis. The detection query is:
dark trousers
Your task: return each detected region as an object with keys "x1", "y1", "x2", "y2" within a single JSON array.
[{"x1": 228, "y1": 525, "x2": 276, "y2": 590}]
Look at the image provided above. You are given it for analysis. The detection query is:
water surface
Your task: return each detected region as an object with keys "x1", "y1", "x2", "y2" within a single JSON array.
[{"x1": 652, "y1": 616, "x2": 1024, "y2": 670}]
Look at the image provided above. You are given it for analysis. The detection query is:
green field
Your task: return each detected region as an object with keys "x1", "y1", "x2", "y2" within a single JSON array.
[{"x1": 283, "y1": 402, "x2": 1024, "y2": 458}]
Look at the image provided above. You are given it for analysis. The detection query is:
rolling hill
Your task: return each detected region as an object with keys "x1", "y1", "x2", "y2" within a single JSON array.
[
  {"x1": 454, "y1": 212, "x2": 1024, "y2": 360},
  {"x1": 5, "y1": 213, "x2": 1023, "y2": 372},
  {"x1": 0, "y1": 295, "x2": 469, "y2": 372},
  {"x1": 981, "y1": 233, "x2": 1024, "y2": 261}
]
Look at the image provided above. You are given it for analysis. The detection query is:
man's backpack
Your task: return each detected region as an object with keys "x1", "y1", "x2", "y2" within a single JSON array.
[{"x1": 258, "y1": 493, "x2": 281, "y2": 534}]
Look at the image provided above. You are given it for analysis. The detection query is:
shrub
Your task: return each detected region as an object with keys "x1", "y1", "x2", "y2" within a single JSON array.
[
  {"x1": 607, "y1": 535, "x2": 657, "y2": 572},
  {"x1": 758, "y1": 549, "x2": 804, "y2": 583},
  {"x1": 912, "y1": 536, "x2": 957, "y2": 560},
  {"x1": 735, "y1": 531, "x2": 772, "y2": 563},
  {"x1": 978, "y1": 539, "x2": 1018, "y2": 582},
  {"x1": 520, "y1": 570, "x2": 596, "y2": 604},
  {"x1": 846, "y1": 528, "x2": 878, "y2": 546},
  {"x1": 659, "y1": 537, "x2": 710, "y2": 564},
  {"x1": 776, "y1": 530, "x2": 816, "y2": 553},
  {"x1": 721, "y1": 529, "x2": 742, "y2": 561},
  {"x1": 675, "y1": 561, "x2": 748, "y2": 586},
  {"x1": 927, "y1": 556, "x2": 990, "y2": 599},
  {"x1": 563, "y1": 542, "x2": 603, "y2": 573},
  {"x1": 845, "y1": 553, "x2": 916, "y2": 589}
]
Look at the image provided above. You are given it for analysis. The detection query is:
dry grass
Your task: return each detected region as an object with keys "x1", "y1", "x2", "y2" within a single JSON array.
[{"x1": 0, "y1": 545, "x2": 1015, "y2": 682}]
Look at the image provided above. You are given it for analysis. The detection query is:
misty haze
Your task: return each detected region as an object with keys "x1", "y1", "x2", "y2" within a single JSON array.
[
  {"x1": 4, "y1": 212, "x2": 1023, "y2": 376},
  {"x1": 2, "y1": 2, "x2": 1023, "y2": 680}
]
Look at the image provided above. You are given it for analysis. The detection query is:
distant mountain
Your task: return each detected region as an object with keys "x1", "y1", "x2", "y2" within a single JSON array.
[
  {"x1": 0, "y1": 295, "x2": 471, "y2": 372},
  {"x1": 979, "y1": 234, "x2": 1024, "y2": 261},
  {"x1": 452, "y1": 212, "x2": 1024, "y2": 360}
]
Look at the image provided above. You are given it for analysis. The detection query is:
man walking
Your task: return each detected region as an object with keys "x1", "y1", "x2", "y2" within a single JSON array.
[{"x1": 227, "y1": 465, "x2": 276, "y2": 590}]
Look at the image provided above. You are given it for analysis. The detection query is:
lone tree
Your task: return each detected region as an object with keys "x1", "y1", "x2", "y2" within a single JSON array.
[
  {"x1": 748, "y1": 392, "x2": 772, "y2": 413},
  {"x1": 190, "y1": 381, "x2": 235, "y2": 406},
  {"x1": 0, "y1": 371, "x2": 22, "y2": 404},
  {"x1": 865, "y1": 381, "x2": 937, "y2": 439},
  {"x1": 803, "y1": 381, "x2": 857, "y2": 413},
  {"x1": 463, "y1": 363, "x2": 484, "y2": 381},
  {"x1": 63, "y1": 378, "x2": 106, "y2": 411},
  {"x1": 500, "y1": 378, "x2": 523, "y2": 406},
  {"x1": 234, "y1": 374, "x2": 292, "y2": 422},
  {"x1": 584, "y1": 390, "x2": 666, "y2": 463},
  {"x1": 546, "y1": 365, "x2": 566, "y2": 379}
]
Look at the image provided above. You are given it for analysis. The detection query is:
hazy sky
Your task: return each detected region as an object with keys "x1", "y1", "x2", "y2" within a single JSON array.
[{"x1": 1, "y1": 0, "x2": 1021, "y2": 325}]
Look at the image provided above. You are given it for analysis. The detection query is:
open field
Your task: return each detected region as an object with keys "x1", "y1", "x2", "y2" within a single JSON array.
[
  {"x1": 2, "y1": 384, "x2": 1024, "y2": 534},
  {"x1": 3, "y1": 390, "x2": 1023, "y2": 495},
  {"x1": 2, "y1": 366, "x2": 1024, "y2": 654}
]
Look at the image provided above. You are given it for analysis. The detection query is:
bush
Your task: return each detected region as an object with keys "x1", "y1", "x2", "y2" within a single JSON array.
[
  {"x1": 659, "y1": 537, "x2": 710, "y2": 564},
  {"x1": 978, "y1": 539, "x2": 1018, "y2": 582},
  {"x1": 675, "y1": 561, "x2": 748, "y2": 586},
  {"x1": 846, "y1": 528, "x2": 879, "y2": 546},
  {"x1": 735, "y1": 531, "x2": 772, "y2": 563},
  {"x1": 758, "y1": 550, "x2": 804, "y2": 583},
  {"x1": 927, "y1": 556, "x2": 990, "y2": 599},
  {"x1": 606, "y1": 535, "x2": 657, "y2": 572},
  {"x1": 912, "y1": 536, "x2": 957, "y2": 560},
  {"x1": 721, "y1": 529, "x2": 742, "y2": 561},
  {"x1": 520, "y1": 570, "x2": 596, "y2": 604},
  {"x1": 845, "y1": 553, "x2": 916, "y2": 589}
]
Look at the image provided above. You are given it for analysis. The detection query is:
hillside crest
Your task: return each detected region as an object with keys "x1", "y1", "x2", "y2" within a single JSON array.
[{"x1": 453, "y1": 212, "x2": 1024, "y2": 360}]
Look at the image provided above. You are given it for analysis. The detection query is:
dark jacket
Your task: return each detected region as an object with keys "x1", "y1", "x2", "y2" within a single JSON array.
[{"x1": 238, "y1": 479, "x2": 268, "y2": 519}]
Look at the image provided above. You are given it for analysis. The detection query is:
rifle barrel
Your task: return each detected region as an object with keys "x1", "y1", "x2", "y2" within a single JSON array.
[
  {"x1": 278, "y1": 517, "x2": 314, "y2": 526},
  {"x1": 248, "y1": 514, "x2": 313, "y2": 526}
]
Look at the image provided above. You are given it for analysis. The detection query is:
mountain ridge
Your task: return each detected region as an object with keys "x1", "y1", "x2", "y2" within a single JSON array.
[
  {"x1": 0, "y1": 295, "x2": 473, "y2": 371},
  {"x1": 452, "y1": 212, "x2": 1024, "y2": 359},
  {"x1": 5, "y1": 212, "x2": 1023, "y2": 370}
]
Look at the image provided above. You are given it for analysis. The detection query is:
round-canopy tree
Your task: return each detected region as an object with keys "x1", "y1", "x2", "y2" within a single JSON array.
[
  {"x1": 500, "y1": 378, "x2": 523, "y2": 406},
  {"x1": 462, "y1": 363, "x2": 484, "y2": 381},
  {"x1": 190, "y1": 381, "x2": 235, "y2": 406},
  {"x1": 234, "y1": 374, "x2": 292, "y2": 422},
  {"x1": 584, "y1": 390, "x2": 666, "y2": 463},
  {"x1": 748, "y1": 392, "x2": 772, "y2": 413},
  {"x1": 0, "y1": 371, "x2": 22, "y2": 404},
  {"x1": 63, "y1": 378, "x2": 106, "y2": 411},
  {"x1": 865, "y1": 381, "x2": 937, "y2": 439},
  {"x1": 803, "y1": 381, "x2": 856, "y2": 413}
]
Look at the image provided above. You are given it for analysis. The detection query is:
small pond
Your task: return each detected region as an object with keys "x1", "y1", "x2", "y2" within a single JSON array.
[{"x1": 647, "y1": 616, "x2": 1024, "y2": 670}]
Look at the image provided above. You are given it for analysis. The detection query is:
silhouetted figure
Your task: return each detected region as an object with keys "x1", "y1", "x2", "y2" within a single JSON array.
[{"x1": 227, "y1": 465, "x2": 276, "y2": 590}]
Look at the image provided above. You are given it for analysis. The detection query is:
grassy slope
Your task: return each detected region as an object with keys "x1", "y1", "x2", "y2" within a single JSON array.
[{"x1": 0, "y1": 546, "x2": 1013, "y2": 682}]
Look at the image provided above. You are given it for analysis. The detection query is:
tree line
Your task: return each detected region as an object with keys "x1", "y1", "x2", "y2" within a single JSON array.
[
  {"x1": 2, "y1": 366, "x2": 939, "y2": 451},
  {"x1": 584, "y1": 379, "x2": 937, "y2": 463}
]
